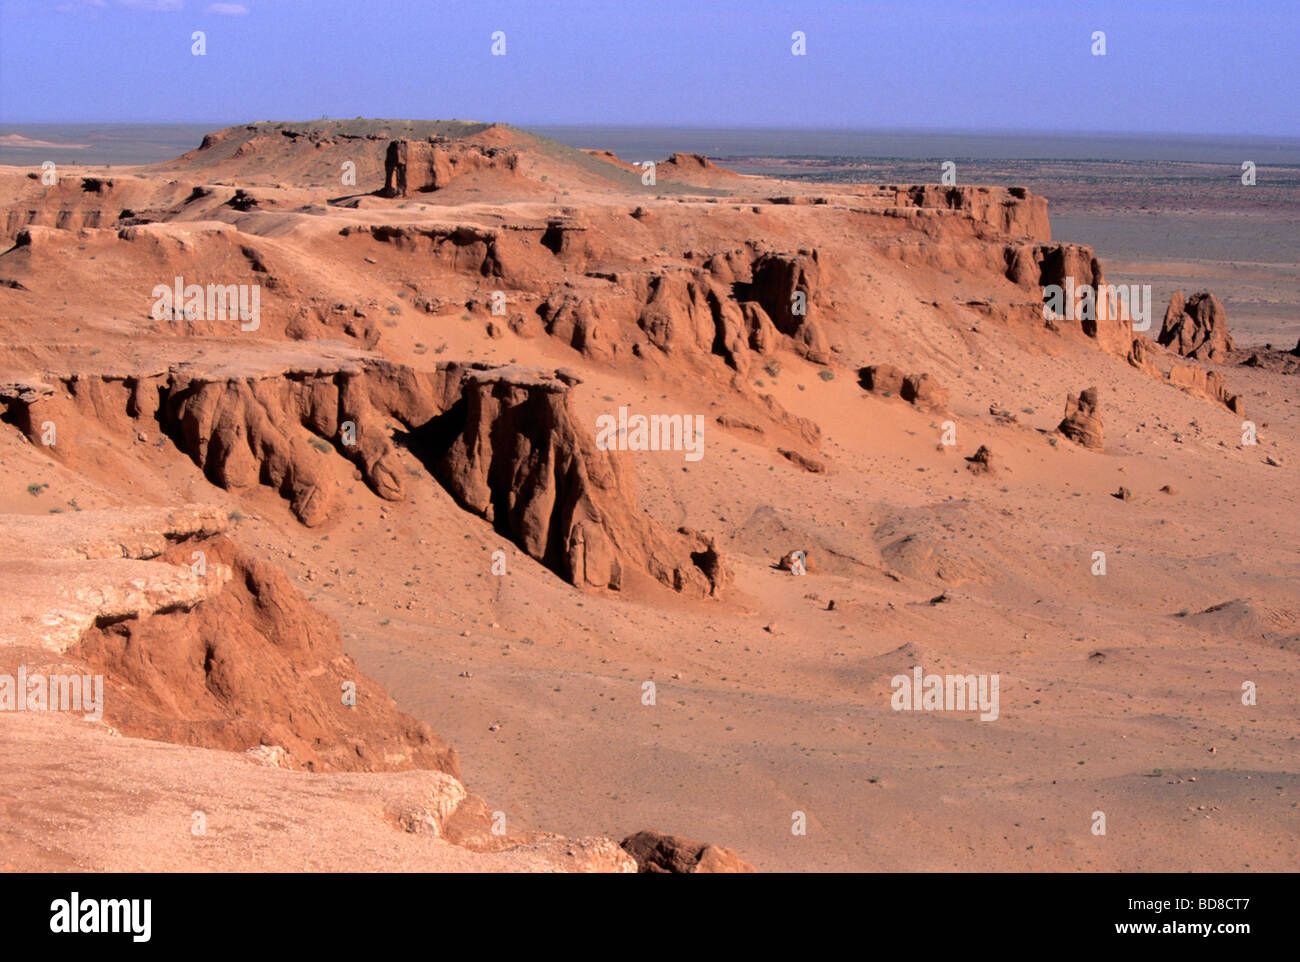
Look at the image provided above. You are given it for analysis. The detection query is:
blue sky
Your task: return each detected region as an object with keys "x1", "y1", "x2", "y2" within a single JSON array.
[{"x1": 1, "y1": 0, "x2": 1295, "y2": 134}]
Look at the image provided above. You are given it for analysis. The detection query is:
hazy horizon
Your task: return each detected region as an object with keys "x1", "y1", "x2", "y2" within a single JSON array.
[
  {"x1": 5, "y1": 122, "x2": 1300, "y2": 168},
  {"x1": 1, "y1": 0, "x2": 1295, "y2": 135}
]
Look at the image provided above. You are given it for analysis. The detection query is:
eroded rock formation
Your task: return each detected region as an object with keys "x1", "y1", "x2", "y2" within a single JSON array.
[
  {"x1": 435, "y1": 366, "x2": 729, "y2": 597},
  {"x1": 72, "y1": 534, "x2": 460, "y2": 775},
  {"x1": 620, "y1": 830, "x2": 757, "y2": 873},
  {"x1": 896, "y1": 185, "x2": 1050, "y2": 241},
  {"x1": 1168, "y1": 363, "x2": 1245, "y2": 415},
  {"x1": 1158, "y1": 291, "x2": 1234, "y2": 360},
  {"x1": 382, "y1": 138, "x2": 520, "y2": 197},
  {"x1": 858, "y1": 365, "x2": 949, "y2": 411},
  {"x1": 1057, "y1": 387, "x2": 1103, "y2": 450},
  {"x1": 1, "y1": 355, "x2": 731, "y2": 597}
]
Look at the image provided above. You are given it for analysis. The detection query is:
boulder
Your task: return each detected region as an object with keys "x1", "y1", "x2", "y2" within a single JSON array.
[
  {"x1": 965, "y1": 445, "x2": 996, "y2": 475},
  {"x1": 859, "y1": 364, "x2": 905, "y2": 395},
  {"x1": 859, "y1": 366, "x2": 947, "y2": 411},
  {"x1": 620, "y1": 830, "x2": 756, "y2": 873},
  {"x1": 901, "y1": 373, "x2": 949, "y2": 412}
]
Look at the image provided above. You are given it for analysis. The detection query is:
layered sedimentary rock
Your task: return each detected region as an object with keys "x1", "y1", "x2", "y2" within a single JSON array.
[
  {"x1": 542, "y1": 248, "x2": 828, "y2": 374},
  {"x1": 382, "y1": 138, "x2": 520, "y2": 197},
  {"x1": 894, "y1": 185, "x2": 1050, "y2": 242},
  {"x1": 72, "y1": 534, "x2": 460, "y2": 775},
  {"x1": 1006, "y1": 242, "x2": 1132, "y2": 354},
  {"x1": 1158, "y1": 291, "x2": 1234, "y2": 360},
  {"x1": 435, "y1": 366, "x2": 728, "y2": 597},
  {"x1": 0, "y1": 354, "x2": 729, "y2": 597}
]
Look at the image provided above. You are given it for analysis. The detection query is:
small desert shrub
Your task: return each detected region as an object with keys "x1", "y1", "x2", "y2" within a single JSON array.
[
  {"x1": 309, "y1": 437, "x2": 332, "y2": 454},
  {"x1": 818, "y1": 369, "x2": 834, "y2": 381},
  {"x1": 26, "y1": 482, "x2": 47, "y2": 496}
]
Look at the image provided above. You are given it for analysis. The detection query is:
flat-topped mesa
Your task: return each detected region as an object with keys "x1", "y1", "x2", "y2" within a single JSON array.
[
  {"x1": 893, "y1": 185, "x2": 1050, "y2": 242},
  {"x1": 382, "y1": 138, "x2": 520, "y2": 197}
]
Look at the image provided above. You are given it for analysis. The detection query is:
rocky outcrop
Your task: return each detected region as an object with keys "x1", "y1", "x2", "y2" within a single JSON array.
[
  {"x1": 1168, "y1": 363, "x2": 1245, "y2": 414},
  {"x1": 895, "y1": 185, "x2": 1050, "y2": 242},
  {"x1": 859, "y1": 364, "x2": 905, "y2": 395},
  {"x1": 747, "y1": 250, "x2": 828, "y2": 363},
  {"x1": 1057, "y1": 387, "x2": 1103, "y2": 450},
  {"x1": 522, "y1": 251, "x2": 825, "y2": 375},
  {"x1": 166, "y1": 370, "x2": 408, "y2": 526},
  {"x1": 1006, "y1": 242, "x2": 1132, "y2": 354},
  {"x1": 1158, "y1": 291, "x2": 1234, "y2": 360},
  {"x1": 0, "y1": 353, "x2": 730, "y2": 598},
  {"x1": 382, "y1": 138, "x2": 520, "y2": 197},
  {"x1": 778, "y1": 549, "x2": 817, "y2": 573},
  {"x1": 965, "y1": 445, "x2": 997, "y2": 475},
  {"x1": 858, "y1": 365, "x2": 948, "y2": 411},
  {"x1": 72, "y1": 534, "x2": 460, "y2": 775},
  {"x1": 1127, "y1": 336, "x2": 1244, "y2": 413},
  {"x1": 620, "y1": 830, "x2": 757, "y2": 873},
  {"x1": 1127, "y1": 336, "x2": 1162, "y2": 378},
  {"x1": 656, "y1": 152, "x2": 743, "y2": 186},
  {"x1": 901, "y1": 373, "x2": 949, "y2": 412},
  {"x1": 434, "y1": 366, "x2": 729, "y2": 597},
  {"x1": 778, "y1": 447, "x2": 827, "y2": 473},
  {"x1": 0, "y1": 505, "x2": 232, "y2": 653}
]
